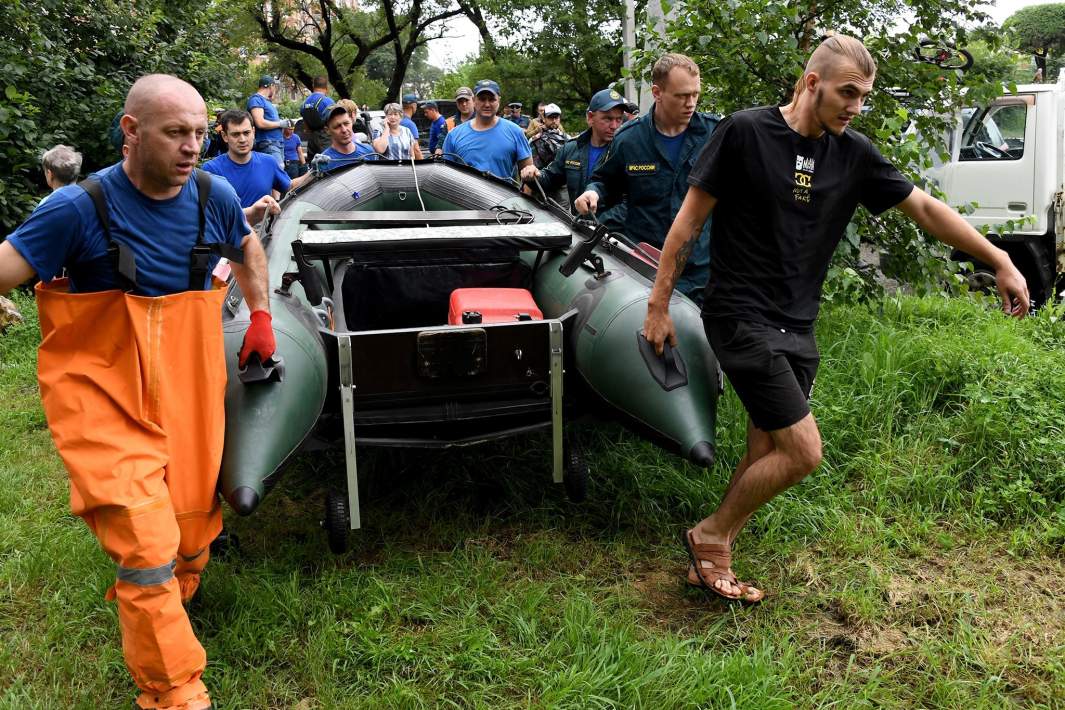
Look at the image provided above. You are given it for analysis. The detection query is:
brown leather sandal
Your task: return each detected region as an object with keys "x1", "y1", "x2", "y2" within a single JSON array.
[{"x1": 682, "y1": 529, "x2": 765, "y2": 604}]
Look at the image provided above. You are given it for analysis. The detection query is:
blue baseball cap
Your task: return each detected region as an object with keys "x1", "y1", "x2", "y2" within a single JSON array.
[
  {"x1": 258, "y1": 75, "x2": 276, "y2": 88},
  {"x1": 473, "y1": 80, "x2": 501, "y2": 97},
  {"x1": 401, "y1": 93, "x2": 418, "y2": 104},
  {"x1": 587, "y1": 88, "x2": 628, "y2": 113}
]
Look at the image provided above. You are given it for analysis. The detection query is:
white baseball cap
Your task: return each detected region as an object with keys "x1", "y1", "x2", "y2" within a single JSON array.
[{"x1": 543, "y1": 103, "x2": 562, "y2": 116}]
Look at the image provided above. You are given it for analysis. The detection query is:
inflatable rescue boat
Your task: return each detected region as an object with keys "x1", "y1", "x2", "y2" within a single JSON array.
[{"x1": 218, "y1": 158, "x2": 722, "y2": 551}]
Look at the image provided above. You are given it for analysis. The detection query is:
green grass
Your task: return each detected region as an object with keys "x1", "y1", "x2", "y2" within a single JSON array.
[{"x1": 1, "y1": 289, "x2": 1064, "y2": 708}]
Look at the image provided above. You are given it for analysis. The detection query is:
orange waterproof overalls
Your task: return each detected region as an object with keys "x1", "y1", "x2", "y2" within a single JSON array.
[{"x1": 35, "y1": 172, "x2": 235, "y2": 709}]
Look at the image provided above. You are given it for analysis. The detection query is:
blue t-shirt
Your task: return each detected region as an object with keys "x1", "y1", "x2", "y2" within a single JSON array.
[
  {"x1": 586, "y1": 143, "x2": 607, "y2": 184},
  {"x1": 202, "y1": 152, "x2": 291, "y2": 209},
  {"x1": 6, "y1": 163, "x2": 247, "y2": 296},
  {"x1": 284, "y1": 134, "x2": 302, "y2": 162},
  {"x1": 442, "y1": 119, "x2": 532, "y2": 179},
  {"x1": 247, "y1": 93, "x2": 282, "y2": 144},
  {"x1": 656, "y1": 129, "x2": 686, "y2": 167},
  {"x1": 320, "y1": 143, "x2": 377, "y2": 173},
  {"x1": 428, "y1": 115, "x2": 446, "y2": 153},
  {"x1": 301, "y1": 92, "x2": 335, "y2": 125},
  {"x1": 400, "y1": 116, "x2": 420, "y2": 140}
]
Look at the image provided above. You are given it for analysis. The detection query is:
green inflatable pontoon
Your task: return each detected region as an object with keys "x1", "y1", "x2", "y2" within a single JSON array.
[{"x1": 218, "y1": 158, "x2": 722, "y2": 551}]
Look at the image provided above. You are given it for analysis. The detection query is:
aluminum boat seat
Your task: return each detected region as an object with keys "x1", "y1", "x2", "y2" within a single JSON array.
[{"x1": 295, "y1": 224, "x2": 571, "y2": 332}]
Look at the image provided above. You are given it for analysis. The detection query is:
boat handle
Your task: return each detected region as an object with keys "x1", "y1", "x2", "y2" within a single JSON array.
[
  {"x1": 636, "y1": 331, "x2": 688, "y2": 391},
  {"x1": 238, "y1": 352, "x2": 286, "y2": 385}
]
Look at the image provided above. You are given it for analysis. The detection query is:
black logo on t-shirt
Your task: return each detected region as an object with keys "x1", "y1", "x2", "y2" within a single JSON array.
[{"x1": 793, "y1": 154, "x2": 815, "y2": 203}]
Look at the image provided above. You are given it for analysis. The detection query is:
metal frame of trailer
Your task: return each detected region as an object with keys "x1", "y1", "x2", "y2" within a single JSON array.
[{"x1": 291, "y1": 220, "x2": 584, "y2": 551}]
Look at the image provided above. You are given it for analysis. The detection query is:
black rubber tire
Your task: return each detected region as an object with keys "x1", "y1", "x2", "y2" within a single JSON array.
[
  {"x1": 324, "y1": 491, "x2": 350, "y2": 554},
  {"x1": 914, "y1": 40, "x2": 973, "y2": 71},
  {"x1": 967, "y1": 268, "x2": 997, "y2": 295},
  {"x1": 564, "y1": 447, "x2": 589, "y2": 503},
  {"x1": 209, "y1": 530, "x2": 240, "y2": 559}
]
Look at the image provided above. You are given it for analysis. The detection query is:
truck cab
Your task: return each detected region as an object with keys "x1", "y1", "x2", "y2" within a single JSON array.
[{"x1": 926, "y1": 71, "x2": 1065, "y2": 305}]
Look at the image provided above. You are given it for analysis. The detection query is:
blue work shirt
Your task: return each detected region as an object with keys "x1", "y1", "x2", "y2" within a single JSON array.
[
  {"x1": 301, "y1": 91, "x2": 335, "y2": 125},
  {"x1": 202, "y1": 152, "x2": 291, "y2": 209},
  {"x1": 442, "y1": 119, "x2": 532, "y2": 179},
  {"x1": 428, "y1": 115, "x2": 447, "y2": 153},
  {"x1": 656, "y1": 130, "x2": 686, "y2": 167},
  {"x1": 586, "y1": 105, "x2": 720, "y2": 296},
  {"x1": 284, "y1": 134, "x2": 302, "y2": 162},
  {"x1": 6, "y1": 163, "x2": 247, "y2": 296},
  {"x1": 320, "y1": 143, "x2": 377, "y2": 173},
  {"x1": 400, "y1": 116, "x2": 420, "y2": 141},
  {"x1": 247, "y1": 93, "x2": 282, "y2": 144},
  {"x1": 586, "y1": 144, "x2": 607, "y2": 184}
]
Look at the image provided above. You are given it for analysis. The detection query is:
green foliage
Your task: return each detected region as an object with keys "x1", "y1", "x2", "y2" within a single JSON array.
[
  {"x1": 1003, "y1": 3, "x2": 1065, "y2": 81},
  {"x1": 435, "y1": 0, "x2": 626, "y2": 115},
  {"x1": 0, "y1": 0, "x2": 249, "y2": 233},
  {"x1": 1003, "y1": 3, "x2": 1065, "y2": 54},
  {"x1": 3, "y1": 293, "x2": 1065, "y2": 705},
  {"x1": 637, "y1": 0, "x2": 1010, "y2": 302},
  {"x1": 963, "y1": 37, "x2": 1034, "y2": 87}
]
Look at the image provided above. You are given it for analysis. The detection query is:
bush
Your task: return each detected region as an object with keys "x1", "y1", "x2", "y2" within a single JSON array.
[{"x1": 0, "y1": 0, "x2": 248, "y2": 234}]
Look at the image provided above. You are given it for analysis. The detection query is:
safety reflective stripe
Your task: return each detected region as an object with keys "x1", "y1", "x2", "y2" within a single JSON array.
[{"x1": 116, "y1": 560, "x2": 176, "y2": 586}]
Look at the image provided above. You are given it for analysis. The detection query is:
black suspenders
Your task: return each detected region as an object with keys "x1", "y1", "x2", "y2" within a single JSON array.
[{"x1": 78, "y1": 170, "x2": 244, "y2": 293}]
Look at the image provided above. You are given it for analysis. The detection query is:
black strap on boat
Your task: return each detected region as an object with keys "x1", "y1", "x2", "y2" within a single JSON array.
[{"x1": 79, "y1": 177, "x2": 137, "y2": 291}]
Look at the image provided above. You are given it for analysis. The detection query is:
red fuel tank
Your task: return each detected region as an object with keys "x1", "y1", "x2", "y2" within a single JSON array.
[{"x1": 448, "y1": 288, "x2": 544, "y2": 325}]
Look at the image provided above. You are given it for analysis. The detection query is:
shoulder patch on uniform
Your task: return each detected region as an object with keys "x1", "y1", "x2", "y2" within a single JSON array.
[{"x1": 626, "y1": 163, "x2": 658, "y2": 174}]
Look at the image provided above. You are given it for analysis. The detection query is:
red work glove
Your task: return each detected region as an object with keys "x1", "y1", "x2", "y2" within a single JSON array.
[{"x1": 239, "y1": 310, "x2": 276, "y2": 367}]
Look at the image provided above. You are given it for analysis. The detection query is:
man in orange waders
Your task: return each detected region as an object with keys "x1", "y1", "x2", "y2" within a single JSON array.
[{"x1": 0, "y1": 75, "x2": 276, "y2": 709}]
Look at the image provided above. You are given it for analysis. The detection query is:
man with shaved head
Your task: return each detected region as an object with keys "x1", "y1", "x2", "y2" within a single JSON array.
[
  {"x1": 0, "y1": 74, "x2": 275, "y2": 709},
  {"x1": 644, "y1": 35, "x2": 1030, "y2": 604}
]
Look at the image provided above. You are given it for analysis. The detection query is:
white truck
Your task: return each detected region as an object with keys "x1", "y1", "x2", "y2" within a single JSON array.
[{"x1": 925, "y1": 70, "x2": 1065, "y2": 305}]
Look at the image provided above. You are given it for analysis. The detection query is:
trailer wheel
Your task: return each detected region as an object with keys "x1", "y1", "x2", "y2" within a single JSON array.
[
  {"x1": 210, "y1": 530, "x2": 241, "y2": 559},
  {"x1": 323, "y1": 491, "x2": 350, "y2": 554},
  {"x1": 564, "y1": 447, "x2": 589, "y2": 503},
  {"x1": 966, "y1": 269, "x2": 997, "y2": 295}
]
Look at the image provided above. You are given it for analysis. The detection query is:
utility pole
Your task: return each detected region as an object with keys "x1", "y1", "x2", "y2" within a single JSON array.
[
  {"x1": 623, "y1": 0, "x2": 637, "y2": 102},
  {"x1": 625, "y1": 0, "x2": 671, "y2": 112}
]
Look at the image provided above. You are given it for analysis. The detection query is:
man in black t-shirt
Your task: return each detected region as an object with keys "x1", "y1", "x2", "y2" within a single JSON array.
[{"x1": 644, "y1": 35, "x2": 1030, "y2": 604}]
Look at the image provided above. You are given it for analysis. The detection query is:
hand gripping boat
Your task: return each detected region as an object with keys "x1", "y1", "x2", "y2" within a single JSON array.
[{"x1": 219, "y1": 158, "x2": 722, "y2": 552}]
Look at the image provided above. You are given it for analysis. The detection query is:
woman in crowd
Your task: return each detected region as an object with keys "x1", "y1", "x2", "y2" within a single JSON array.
[{"x1": 373, "y1": 102, "x2": 422, "y2": 160}]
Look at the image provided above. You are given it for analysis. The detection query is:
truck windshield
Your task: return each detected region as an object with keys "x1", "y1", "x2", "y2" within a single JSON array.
[{"x1": 959, "y1": 104, "x2": 1026, "y2": 162}]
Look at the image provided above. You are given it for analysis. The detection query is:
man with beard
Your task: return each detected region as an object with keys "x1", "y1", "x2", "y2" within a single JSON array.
[
  {"x1": 317, "y1": 104, "x2": 377, "y2": 173},
  {"x1": 643, "y1": 35, "x2": 1029, "y2": 604}
]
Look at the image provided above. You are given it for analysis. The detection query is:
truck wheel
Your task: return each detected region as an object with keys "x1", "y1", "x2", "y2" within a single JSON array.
[
  {"x1": 323, "y1": 490, "x2": 350, "y2": 554},
  {"x1": 564, "y1": 446, "x2": 589, "y2": 503},
  {"x1": 967, "y1": 269, "x2": 997, "y2": 294}
]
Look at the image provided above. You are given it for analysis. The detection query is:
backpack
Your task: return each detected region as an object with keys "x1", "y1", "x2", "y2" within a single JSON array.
[
  {"x1": 531, "y1": 129, "x2": 567, "y2": 169},
  {"x1": 300, "y1": 94, "x2": 330, "y2": 131}
]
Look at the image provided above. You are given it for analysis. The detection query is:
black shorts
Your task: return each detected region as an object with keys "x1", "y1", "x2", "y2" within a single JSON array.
[{"x1": 704, "y1": 318, "x2": 820, "y2": 431}]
